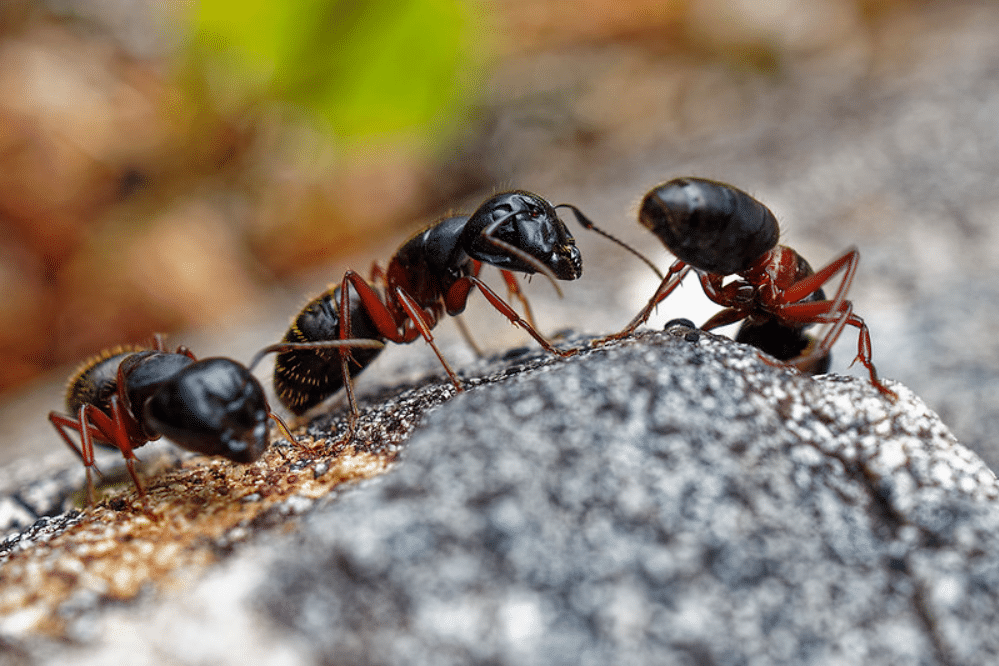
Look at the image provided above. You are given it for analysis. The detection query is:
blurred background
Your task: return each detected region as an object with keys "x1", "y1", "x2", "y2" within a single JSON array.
[{"x1": 2, "y1": 0, "x2": 999, "y2": 478}]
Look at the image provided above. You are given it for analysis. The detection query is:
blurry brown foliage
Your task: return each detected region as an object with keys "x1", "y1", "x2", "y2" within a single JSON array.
[{"x1": 0, "y1": 0, "x2": 917, "y2": 397}]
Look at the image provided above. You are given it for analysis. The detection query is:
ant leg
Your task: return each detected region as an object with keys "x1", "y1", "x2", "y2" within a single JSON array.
[
  {"x1": 175, "y1": 346, "x2": 197, "y2": 360},
  {"x1": 338, "y1": 271, "x2": 443, "y2": 416},
  {"x1": 783, "y1": 247, "x2": 859, "y2": 306},
  {"x1": 460, "y1": 276, "x2": 575, "y2": 358},
  {"x1": 391, "y1": 286, "x2": 464, "y2": 386},
  {"x1": 339, "y1": 352, "x2": 362, "y2": 439},
  {"x1": 268, "y1": 411, "x2": 298, "y2": 447},
  {"x1": 107, "y1": 396, "x2": 146, "y2": 496},
  {"x1": 776, "y1": 299, "x2": 895, "y2": 398},
  {"x1": 48, "y1": 413, "x2": 89, "y2": 464},
  {"x1": 498, "y1": 269, "x2": 539, "y2": 330},
  {"x1": 592, "y1": 261, "x2": 691, "y2": 345},
  {"x1": 150, "y1": 332, "x2": 198, "y2": 360},
  {"x1": 77, "y1": 407, "x2": 100, "y2": 506},
  {"x1": 781, "y1": 247, "x2": 859, "y2": 350},
  {"x1": 700, "y1": 307, "x2": 749, "y2": 332},
  {"x1": 369, "y1": 262, "x2": 388, "y2": 287},
  {"x1": 452, "y1": 314, "x2": 485, "y2": 357},
  {"x1": 65, "y1": 403, "x2": 139, "y2": 504},
  {"x1": 49, "y1": 411, "x2": 102, "y2": 505},
  {"x1": 442, "y1": 260, "x2": 486, "y2": 356}
]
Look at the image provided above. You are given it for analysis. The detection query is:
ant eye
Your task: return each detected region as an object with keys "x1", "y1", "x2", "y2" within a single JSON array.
[{"x1": 527, "y1": 204, "x2": 541, "y2": 218}]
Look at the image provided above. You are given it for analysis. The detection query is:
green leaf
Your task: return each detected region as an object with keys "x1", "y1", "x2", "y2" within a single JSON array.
[{"x1": 188, "y1": 0, "x2": 481, "y2": 146}]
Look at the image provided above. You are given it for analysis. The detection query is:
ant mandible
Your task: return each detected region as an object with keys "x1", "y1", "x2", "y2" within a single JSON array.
[
  {"x1": 252, "y1": 189, "x2": 655, "y2": 423},
  {"x1": 49, "y1": 335, "x2": 306, "y2": 505},
  {"x1": 604, "y1": 177, "x2": 893, "y2": 397}
]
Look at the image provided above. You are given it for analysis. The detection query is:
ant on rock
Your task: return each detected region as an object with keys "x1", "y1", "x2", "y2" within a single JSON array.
[
  {"x1": 48, "y1": 335, "x2": 319, "y2": 505},
  {"x1": 252, "y1": 190, "x2": 657, "y2": 425},
  {"x1": 603, "y1": 177, "x2": 892, "y2": 396}
]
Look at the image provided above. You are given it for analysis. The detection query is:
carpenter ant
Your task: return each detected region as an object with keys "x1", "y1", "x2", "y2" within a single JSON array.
[
  {"x1": 252, "y1": 190, "x2": 655, "y2": 422},
  {"x1": 606, "y1": 177, "x2": 891, "y2": 396},
  {"x1": 49, "y1": 336, "x2": 304, "y2": 505}
]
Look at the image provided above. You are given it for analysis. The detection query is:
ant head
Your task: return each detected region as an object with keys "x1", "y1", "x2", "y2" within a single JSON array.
[
  {"x1": 640, "y1": 178, "x2": 779, "y2": 275},
  {"x1": 143, "y1": 358, "x2": 271, "y2": 463},
  {"x1": 462, "y1": 191, "x2": 582, "y2": 280}
]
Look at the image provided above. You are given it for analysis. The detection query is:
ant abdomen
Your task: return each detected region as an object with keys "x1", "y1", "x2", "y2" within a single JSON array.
[
  {"x1": 273, "y1": 286, "x2": 384, "y2": 415},
  {"x1": 65, "y1": 348, "x2": 137, "y2": 417},
  {"x1": 639, "y1": 177, "x2": 779, "y2": 275}
]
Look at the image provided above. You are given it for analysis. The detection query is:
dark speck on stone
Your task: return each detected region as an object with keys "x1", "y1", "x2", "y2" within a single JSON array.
[
  {"x1": 501, "y1": 345, "x2": 531, "y2": 361},
  {"x1": 664, "y1": 317, "x2": 697, "y2": 331}
]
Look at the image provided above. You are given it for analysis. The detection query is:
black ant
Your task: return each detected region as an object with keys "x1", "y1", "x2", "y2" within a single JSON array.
[
  {"x1": 48, "y1": 335, "x2": 305, "y2": 505},
  {"x1": 604, "y1": 177, "x2": 892, "y2": 396},
  {"x1": 252, "y1": 190, "x2": 656, "y2": 422}
]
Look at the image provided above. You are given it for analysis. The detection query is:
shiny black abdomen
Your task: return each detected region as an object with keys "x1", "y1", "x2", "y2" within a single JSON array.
[
  {"x1": 273, "y1": 286, "x2": 384, "y2": 415},
  {"x1": 640, "y1": 178, "x2": 779, "y2": 275}
]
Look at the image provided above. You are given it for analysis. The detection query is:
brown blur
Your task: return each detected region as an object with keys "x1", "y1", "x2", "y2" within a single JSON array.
[{"x1": 0, "y1": 0, "x2": 913, "y2": 395}]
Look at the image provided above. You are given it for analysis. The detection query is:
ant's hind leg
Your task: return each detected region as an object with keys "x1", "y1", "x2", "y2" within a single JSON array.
[{"x1": 778, "y1": 299, "x2": 896, "y2": 399}]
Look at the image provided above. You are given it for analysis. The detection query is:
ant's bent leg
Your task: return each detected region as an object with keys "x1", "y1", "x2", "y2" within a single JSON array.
[
  {"x1": 463, "y1": 277, "x2": 575, "y2": 358},
  {"x1": 107, "y1": 398, "x2": 147, "y2": 496},
  {"x1": 392, "y1": 287, "x2": 464, "y2": 390},
  {"x1": 778, "y1": 299, "x2": 896, "y2": 399},
  {"x1": 843, "y1": 313, "x2": 895, "y2": 399},
  {"x1": 50, "y1": 411, "x2": 100, "y2": 506},
  {"x1": 592, "y1": 261, "x2": 691, "y2": 346},
  {"x1": 499, "y1": 269, "x2": 539, "y2": 331}
]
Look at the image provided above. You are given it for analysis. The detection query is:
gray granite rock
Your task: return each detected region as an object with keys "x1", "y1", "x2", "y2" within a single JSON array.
[
  {"x1": 255, "y1": 328, "x2": 999, "y2": 666},
  {"x1": 5, "y1": 328, "x2": 999, "y2": 665}
]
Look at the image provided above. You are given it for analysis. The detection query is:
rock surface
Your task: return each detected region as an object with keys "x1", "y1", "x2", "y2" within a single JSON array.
[
  {"x1": 261, "y1": 329, "x2": 999, "y2": 666},
  {"x1": 3, "y1": 328, "x2": 999, "y2": 665}
]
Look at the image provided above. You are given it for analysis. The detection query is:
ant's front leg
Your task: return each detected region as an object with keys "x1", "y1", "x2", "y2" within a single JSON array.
[
  {"x1": 592, "y1": 260, "x2": 691, "y2": 345},
  {"x1": 450, "y1": 276, "x2": 576, "y2": 358}
]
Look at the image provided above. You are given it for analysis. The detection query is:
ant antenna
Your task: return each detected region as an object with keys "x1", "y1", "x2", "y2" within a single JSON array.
[{"x1": 556, "y1": 204, "x2": 664, "y2": 280}]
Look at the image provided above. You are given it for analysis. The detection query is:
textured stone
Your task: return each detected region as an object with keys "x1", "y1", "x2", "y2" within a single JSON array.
[
  {"x1": 255, "y1": 328, "x2": 999, "y2": 666},
  {"x1": 3, "y1": 328, "x2": 999, "y2": 664}
]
